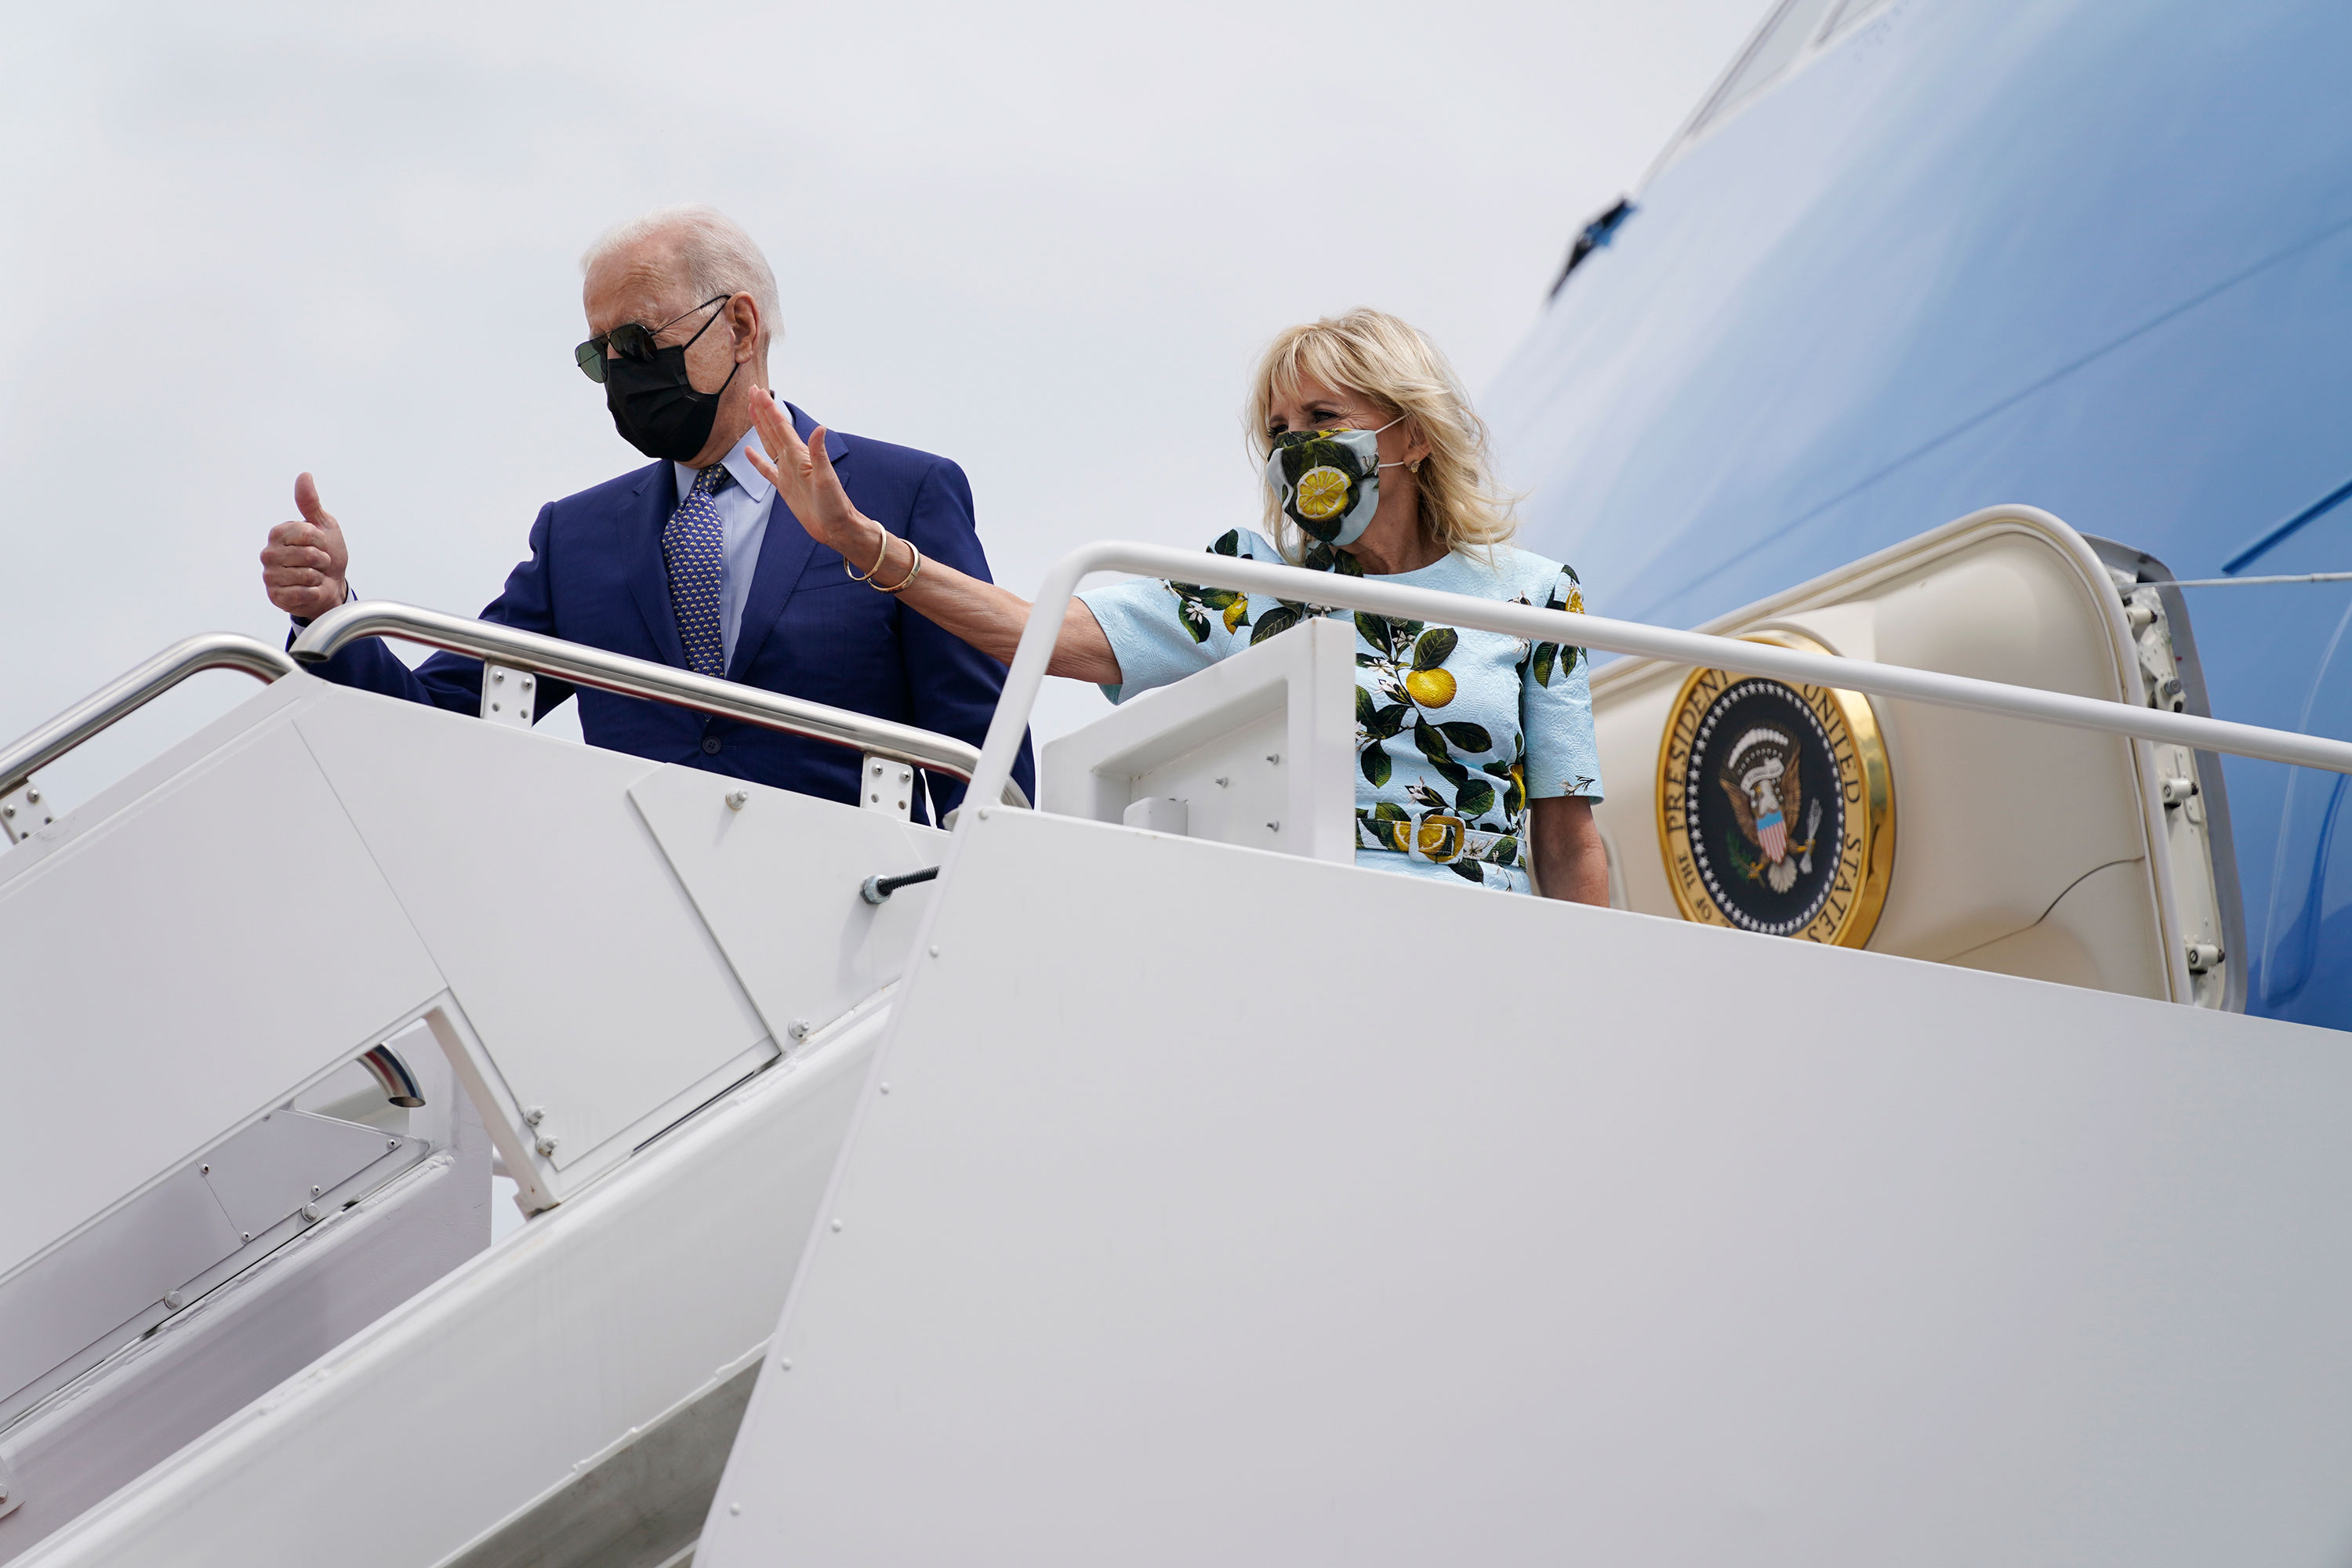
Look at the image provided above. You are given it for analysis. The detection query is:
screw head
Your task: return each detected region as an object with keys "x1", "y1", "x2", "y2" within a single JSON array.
[
  {"x1": 536, "y1": 1135, "x2": 558, "y2": 1157},
  {"x1": 387, "y1": 1137, "x2": 401, "y2": 1150},
  {"x1": 524, "y1": 1106, "x2": 545, "y2": 1127}
]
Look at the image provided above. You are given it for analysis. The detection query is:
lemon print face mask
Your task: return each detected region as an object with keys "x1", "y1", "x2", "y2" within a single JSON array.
[{"x1": 1265, "y1": 416, "x2": 1406, "y2": 561}]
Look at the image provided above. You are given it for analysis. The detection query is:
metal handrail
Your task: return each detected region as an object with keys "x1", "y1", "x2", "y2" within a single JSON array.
[
  {"x1": 291, "y1": 601, "x2": 1029, "y2": 807},
  {"x1": 960, "y1": 540, "x2": 2352, "y2": 815},
  {"x1": 0, "y1": 633, "x2": 299, "y2": 796}
]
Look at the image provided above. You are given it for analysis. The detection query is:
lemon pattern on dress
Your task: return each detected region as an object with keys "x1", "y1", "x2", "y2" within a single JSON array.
[{"x1": 1082, "y1": 528, "x2": 1602, "y2": 894}]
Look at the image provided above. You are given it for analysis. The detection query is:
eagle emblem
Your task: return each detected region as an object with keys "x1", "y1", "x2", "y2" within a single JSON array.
[
  {"x1": 1715, "y1": 726, "x2": 1824, "y2": 894},
  {"x1": 1657, "y1": 652, "x2": 1894, "y2": 948}
]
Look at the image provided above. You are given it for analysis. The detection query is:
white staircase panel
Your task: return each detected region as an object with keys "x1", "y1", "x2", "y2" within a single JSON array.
[
  {"x1": 1038, "y1": 616, "x2": 1356, "y2": 864},
  {"x1": 626, "y1": 768, "x2": 945, "y2": 1048},
  {"x1": 0, "y1": 710, "x2": 444, "y2": 1284},
  {"x1": 289, "y1": 691, "x2": 772, "y2": 1190},
  {"x1": 702, "y1": 808, "x2": 2352, "y2": 1567},
  {"x1": 16, "y1": 1011, "x2": 880, "y2": 1568}
]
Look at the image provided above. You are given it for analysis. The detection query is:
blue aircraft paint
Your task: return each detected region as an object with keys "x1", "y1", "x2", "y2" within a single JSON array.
[{"x1": 1486, "y1": 0, "x2": 2352, "y2": 1025}]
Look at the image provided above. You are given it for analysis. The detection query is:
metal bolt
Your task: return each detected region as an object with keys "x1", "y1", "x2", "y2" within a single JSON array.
[
  {"x1": 726, "y1": 789, "x2": 750, "y2": 811},
  {"x1": 524, "y1": 1106, "x2": 545, "y2": 1127},
  {"x1": 200, "y1": 1163, "x2": 210, "y2": 1175},
  {"x1": 492, "y1": 670, "x2": 504, "y2": 684},
  {"x1": 1266, "y1": 753, "x2": 1281, "y2": 764},
  {"x1": 978, "y1": 806, "x2": 990, "y2": 821},
  {"x1": 164, "y1": 1290, "x2": 185, "y2": 1309},
  {"x1": 536, "y1": 1135, "x2": 558, "y2": 1157},
  {"x1": 303, "y1": 1202, "x2": 325, "y2": 1222},
  {"x1": 780, "y1": 1359, "x2": 792, "y2": 1370},
  {"x1": 872, "y1": 763, "x2": 884, "y2": 776},
  {"x1": 830, "y1": 1219, "x2": 843, "y2": 1232},
  {"x1": 387, "y1": 1138, "x2": 401, "y2": 1150},
  {"x1": 489, "y1": 702, "x2": 501, "y2": 712},
  {"x1": 730, "y1": 1503, "x2": 742, "y2": 1515},
  {"x1": 928, "y1": 944, "x2": 940, "y2": 956},
  {"x1": 241, "y1": 1231, "x2": 253, "y2": 1242},
  {"x1": 787, "y1": 1018, "x2": 811, "y2": 1042},
  {"x1": 311, "y1": 1185, "x2": 322, "y2": 1197},
  {"x1": 879, "y1": 1082, "x2": 891, "y2": 1094}
]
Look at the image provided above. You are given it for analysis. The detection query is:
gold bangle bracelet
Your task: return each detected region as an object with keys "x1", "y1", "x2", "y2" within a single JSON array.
[
  {"x1": 844, "y1": 525, "x2": 893, "y2": 583},
  {"x1": 873, "y1": 536, "x2": 924, "y2": 594}
]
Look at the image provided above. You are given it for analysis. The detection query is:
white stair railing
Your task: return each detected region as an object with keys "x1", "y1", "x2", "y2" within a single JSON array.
[{"x1": 964, "y1": 527, "x2": 2352, "y2": 816}]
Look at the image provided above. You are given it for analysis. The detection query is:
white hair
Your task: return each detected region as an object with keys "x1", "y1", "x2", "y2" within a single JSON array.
[{"x1": 582, "y1": 204, "x2": 782, "y2": 350}]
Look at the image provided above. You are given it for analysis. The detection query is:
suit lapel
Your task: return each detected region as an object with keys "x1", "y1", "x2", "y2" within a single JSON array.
[
  {"x1": 622, "y1": 461, "x2": 691, "y2": 669},
  {"x1": 728, "y1": 401, "x2": 852, "y2": 681}
]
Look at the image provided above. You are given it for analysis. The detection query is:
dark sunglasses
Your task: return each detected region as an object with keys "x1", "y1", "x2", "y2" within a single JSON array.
[{"x1": 574, "y1": 295, "x2": 731, "y2": 383}]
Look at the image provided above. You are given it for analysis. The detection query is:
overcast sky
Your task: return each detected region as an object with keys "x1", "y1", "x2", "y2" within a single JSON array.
[{"x1": 2, "y1": 0, "x2": 1760, "y2": 807}]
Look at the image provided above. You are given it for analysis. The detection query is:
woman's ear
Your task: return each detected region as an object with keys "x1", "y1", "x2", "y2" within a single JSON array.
[{"x1": 1403, "y1": 416, "x2": 1432, "y2": 470}]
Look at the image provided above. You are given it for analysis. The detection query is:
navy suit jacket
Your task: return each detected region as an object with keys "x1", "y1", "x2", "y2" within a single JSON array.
[{"x1": 300, "y1": 401, "x2": 1033, "y2": 818}]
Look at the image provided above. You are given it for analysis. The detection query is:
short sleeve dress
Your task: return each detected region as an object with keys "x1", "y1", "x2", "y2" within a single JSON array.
[{"x1": 1077, "y1": 528, "x2": 1602, "y2": 895}]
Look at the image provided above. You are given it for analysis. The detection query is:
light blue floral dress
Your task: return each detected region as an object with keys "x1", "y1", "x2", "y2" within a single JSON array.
[{"x1": 1079, "y1": 528, "x2": 1603, "y2": 894}]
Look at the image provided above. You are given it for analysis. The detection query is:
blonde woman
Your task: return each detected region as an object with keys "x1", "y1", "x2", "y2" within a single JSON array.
[{"x1": 746, "y1": 309, "x2": 1608, "y2": 902}]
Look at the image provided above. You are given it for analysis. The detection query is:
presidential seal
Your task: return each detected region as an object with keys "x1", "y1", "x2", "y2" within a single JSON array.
[{"x1": 1655, "y1": 633, "x2": 1893, "y2": 946}]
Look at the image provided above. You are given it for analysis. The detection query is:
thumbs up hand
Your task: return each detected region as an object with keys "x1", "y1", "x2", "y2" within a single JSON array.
[{"x1": 260, "y1": 472, "x2": 351, "y2": 620}]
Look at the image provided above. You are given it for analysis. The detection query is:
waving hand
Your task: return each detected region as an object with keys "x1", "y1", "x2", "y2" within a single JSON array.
[{"x1": 745, "y1": 392, "x2": 867, "y2": 555}]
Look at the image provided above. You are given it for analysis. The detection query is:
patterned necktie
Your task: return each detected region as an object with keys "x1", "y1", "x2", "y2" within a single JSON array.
[{"x1": 663, "y1": 463, "x2": 734, "y2": 677}]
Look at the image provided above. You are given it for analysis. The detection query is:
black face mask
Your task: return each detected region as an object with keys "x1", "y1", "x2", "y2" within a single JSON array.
[{"x1": 601, "y1": 304, "x2": 741, "y2": 463}]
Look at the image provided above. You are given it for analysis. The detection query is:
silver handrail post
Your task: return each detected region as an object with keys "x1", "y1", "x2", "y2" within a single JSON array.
[
  {"x1": 0, "y1": 633, "x2": 299, "y2": 801},
  {"x1": 289, "y1": 601, "x2": 1028, "y2": 808},
  {"x1": 958, "y1": 538, "x2": 2352, "y2": 826}
]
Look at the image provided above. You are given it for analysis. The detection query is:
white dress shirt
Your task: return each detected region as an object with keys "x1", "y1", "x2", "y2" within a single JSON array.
[{"x1": 672, "y1": 419, "x2": 779, "y2": 672}]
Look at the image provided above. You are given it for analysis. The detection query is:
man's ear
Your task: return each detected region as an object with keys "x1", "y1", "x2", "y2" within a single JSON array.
[{"x1": 731, "y1": 294, "x2": 762, "y2": 363}]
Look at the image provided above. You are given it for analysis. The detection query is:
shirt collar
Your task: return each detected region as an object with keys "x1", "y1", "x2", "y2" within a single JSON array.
[{"x1": 673, "y1": 415, "x2": 778, "y2": 506}]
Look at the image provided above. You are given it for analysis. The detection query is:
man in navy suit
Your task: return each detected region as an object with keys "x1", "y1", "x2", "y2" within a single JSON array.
[{"x1": 259, "y1": 204, "x2": 1029, "y2": 819}]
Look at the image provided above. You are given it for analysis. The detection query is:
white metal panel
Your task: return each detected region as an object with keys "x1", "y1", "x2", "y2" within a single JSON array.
[
  {"x1": 1039, "y1": 617, "x2": 1355, "y2": 864},
  {"x1": 628, "y1": 768, "x2": 943, "y2": 1049},
  {"x1": 17, "y1": 1012, "x2": 878, "y2": 1568},
  {"x1": 290, "y1": 691, "x2": 771, "y2": 1185},
  {"x1": 0, "y1": 1168, "x2": 238, "y2": 1410},
  {"x1": 702, "y1": 809, "x2": 2352, "y2": 1566},
  {"x1": 0, "y1": 1053, "x2": 486, "y2": 1563},
  {"x1": 0, "y1": 708, "x2": 445, "y2": 1283}
]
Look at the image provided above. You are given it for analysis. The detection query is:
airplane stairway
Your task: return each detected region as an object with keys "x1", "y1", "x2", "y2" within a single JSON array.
[
  {"x1": 0, "y1": 662, "x2": 950, "y2": 1566},
  {"x1": 13, "y1": 517, "x2": 2352, "y2": 1564}
]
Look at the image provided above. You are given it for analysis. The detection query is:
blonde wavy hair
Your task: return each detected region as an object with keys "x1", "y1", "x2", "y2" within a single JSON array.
[{"x1": 1247, "y1": 308, "x2": 1518, "y2": 562}]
